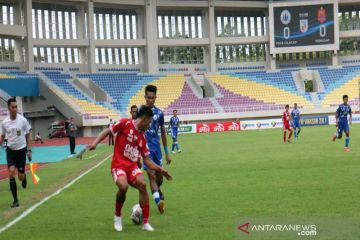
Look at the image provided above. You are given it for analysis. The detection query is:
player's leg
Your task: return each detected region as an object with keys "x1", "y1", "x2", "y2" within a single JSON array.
[
  {"x1": 112, "y1": 170, "x2": 129, "y2": 232},
  {"x1": 283, "y1": 129, "x2": 287, "y2": 143},
  {"x1": 171, "y1": 133, "x2": 176, "y2": 153},
  {"x1": 6, "y1": 149, "x2": 19, "y2": 207},
  {"x1": 174, "y1": 131, "x2": 181, "y2": 152},
  {"x1": 16, "y1": 148, "x2": 27, "y2": 189},
  {"x1": 146, "y1": 168, "x2": 164, "y2": 214},
  {"x1": 297, "y1": 124, "x2": 301, "y2": 138},
  {"x1": 344, "y1": 124, "x2": 350, "y2": 151},
  {"x1": 287, "y1": 127, "x2": 293, "y2": 143},
  {"x1": 133, "y1": 174, "x2": 154, "y2": 231}
]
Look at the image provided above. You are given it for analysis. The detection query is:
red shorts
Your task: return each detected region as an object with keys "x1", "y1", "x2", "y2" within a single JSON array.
[
  {"x1": 283, "y1": 123, "x2": 292, "y2": 131},
  {"x1": 111, "y1": 165, "x2": 142, "y2": 184}
]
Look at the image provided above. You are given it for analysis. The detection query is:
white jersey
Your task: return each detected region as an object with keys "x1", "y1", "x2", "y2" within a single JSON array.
[{"x1": 1, "y1": 114, "x2": 31, "y2": 150}]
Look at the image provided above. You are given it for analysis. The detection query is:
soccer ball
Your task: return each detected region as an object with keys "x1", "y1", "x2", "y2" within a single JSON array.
[{"x1": 130, "y1": 204, "x2": 143, "y2": 225}]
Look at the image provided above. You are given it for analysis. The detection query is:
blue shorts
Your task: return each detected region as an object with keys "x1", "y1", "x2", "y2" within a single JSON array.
[
  {"x1": 143, "y1": 149, "x2": 163, "y2": 170},
  {"x1": 171, "y1": 128, "x2": 178, "y2": 141},
  {"x1": 292, "y1": 120, "x2": 301, "y2": 129},
  {"x1": 338, "y1": 121, "x2": 349, "y2": 134}
]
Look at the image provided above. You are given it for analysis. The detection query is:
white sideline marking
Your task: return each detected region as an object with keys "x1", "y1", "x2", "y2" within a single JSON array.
[
  {"x1": 86, "y1": 153, "x2": 98, "y2": 160},
  {"x1": 0, "y1": 154, "x2": 112, "y2": 234}
]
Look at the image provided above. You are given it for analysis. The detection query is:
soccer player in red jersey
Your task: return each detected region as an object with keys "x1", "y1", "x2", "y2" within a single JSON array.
[
  {"x1": 282, "y1": 105, "x2": 293, "y2": 143},
  {"x1": 88, "y1": 105, "x2": 172, "y2": 232}
]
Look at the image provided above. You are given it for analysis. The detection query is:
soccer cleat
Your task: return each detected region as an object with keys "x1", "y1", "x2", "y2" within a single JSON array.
[
  {"x1": 142, "y1": 223, "x2": 155, "y2": 231},
  {"x1": 344, "y1": 147, "x2": 351, "y2": 152},
  {"x1": 177, "y1": 149, "x2": 182, "y2": 153},
  {"x1": 114, "y1": 216, "x2": 123, "y2": 231},
  {"x1": 158, "y1": 200, "x2": 165, "y2": 214},
  {"x1": 171, "y1": 151, "x2": 175, "y2": 154},
  {"x1": 287, "y1": 140, "x2": 292, "y2": 144},
  {"x1": 332, "y1": 135, "x2": 337, "y2": 142},
  {"x1": 22, "y1": 175, "x2": 27, "y2": 189},
  {"x1": 10, "y1": 201, "x2": 19, "y2": 208}
]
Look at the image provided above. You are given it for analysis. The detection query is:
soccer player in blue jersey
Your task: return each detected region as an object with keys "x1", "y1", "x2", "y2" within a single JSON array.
[
  {"x1": 143, "y1": 85, "x2": 171, "y2": 214},
  {"x1": 332, "y1": 95, "x2": 352, "y2": 152},
  {"x1": 291, "y1": 103, "x2": 301, "y2": 140},
  {"x1": 169, "y1": 110, "x2": 181, "y2": 153}
]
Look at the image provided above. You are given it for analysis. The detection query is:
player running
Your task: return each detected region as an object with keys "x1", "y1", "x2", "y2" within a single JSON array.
[
  {"x1": 143, "y1": 85, "x2": 171, "y2": 214},
  {"x1": 88, "y1": 105, "x2": 172, "y2": 232},
  {"x1": 169, "y1": 110, "x2": 181, "y2": 153},
  {"x1": 291, "y1": 103, "x2": 301, "y2": 140},
  {"x1": 332, "y1": 95, "x2": 352, "y2": 152},
  {"x1": 282, "y1": 105, "x2": 293, "y2": 143}
]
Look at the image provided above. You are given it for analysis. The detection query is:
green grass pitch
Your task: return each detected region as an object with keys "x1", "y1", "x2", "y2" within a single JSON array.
[{"x1": 0, "y1": 125, "x2": 360, "y2": 239}]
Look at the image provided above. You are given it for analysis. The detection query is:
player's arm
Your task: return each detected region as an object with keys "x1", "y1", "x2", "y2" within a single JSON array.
[
  {"x1": 0, "y1": 124, "x2": 4, "y2": 146},
  {"x1": 143, "y1": 155, "x2": 172, "y2": 180},
  {"x1": 349, "y1": 107, "x2": 352, "y2": 125},
  {"x1": 88, "y1": 128, "x2": 112, "y2": 150},
  {"x1": 0, "y1": 134, "x2": 4, "y2": 146}
]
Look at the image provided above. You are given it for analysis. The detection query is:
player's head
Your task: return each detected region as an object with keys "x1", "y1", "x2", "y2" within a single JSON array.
[
  {"x1": 130, "y1": 105, "x2": 138, "y2": 119},
  {"x1": 294, "y1": 103, "x2": 297, "y2": 109},
  {"x1": 173, "y1": 109, "x2": 177, "y2": 116},
  {"x1": 109, "y1": 118, "x2": 112, "y2": 122},
  {"x1": 285, "y1": 104, "x2": 289, "y2": 111},
  {"x1": 343, "y1": 95, "x2": 348, "y2": 104},
  {"x1": 7, "y1": 98, "x2": 17, "y2": 117},
  {"x1": 136, "y1": 105, "x2": 154, "y2": 131},
  {"x1": 70, "y1": 117, "x2": 74, "y2": 123},
  {"x1": 145, "y1": 85, "x2": 157, "y2": 108}
]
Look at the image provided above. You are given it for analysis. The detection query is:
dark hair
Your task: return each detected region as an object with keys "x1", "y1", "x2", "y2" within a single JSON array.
[
  {"x1": 173, "y1": 109, "x2": 177, "y2": 113},
  {"x1": 130, "y1": 105, "x2": 138, "y2": 111},
  {"x1": 7, "y1": 98, "x2": 16, "y2": 106},
  {"x1": 294, "y1": 103, "x2": 297, "y2": 105},
  {"x1": 137, "y1": 105, "x2": 154, "y2": 119},
  {"x1": 145, "y1": 85, "x2": 157, "y2": 95},
  {"x1": 285, "y1": 104, "x2": 289, "y2": 108},
  {"x1": 343, "y1": 95, "x2": 348, "y2": 99}
]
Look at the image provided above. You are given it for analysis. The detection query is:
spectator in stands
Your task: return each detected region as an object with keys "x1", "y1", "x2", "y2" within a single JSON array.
[
  {"x1": 108, "y1": 119, "x2": 114, "y2": 146},
  {"x1": 34, "y1": 132, "x2": 44, "y2": 144},
  {"x1": 130, "y1": 105, "x2": 138, "y2": 120},
  {"x1": 66, "y1": 117, "x2": 77, "y2": 156}
]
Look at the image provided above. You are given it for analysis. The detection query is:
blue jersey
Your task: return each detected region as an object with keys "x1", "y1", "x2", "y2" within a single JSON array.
[
  {"x1": 336, "y1": 104, "x2": 352, "y2": 123},
  {"x1": 291, "y1": 109, "x2": 301, "y2": 122},
  {"x1": 145, "y1": 106, "x2": 164, "y2": 151},
  {"x1": 170, "y1": 116, "x2": 180, "y2": 129}
]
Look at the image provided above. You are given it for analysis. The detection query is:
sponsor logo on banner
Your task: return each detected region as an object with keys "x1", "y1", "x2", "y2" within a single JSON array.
[
  {"x1": 300, "y1": 116, "x2": 328, "y2": 126},
  {"x1": 198, "y1": 124, "x2": 210, "y2": 133},
  {"x1": 214, "y1": 123, "x2": 225, "y2": 132},
  {"x1": 164, "y1": 124, "x2": 196, "y2": 134},
  {"x1": 229, "y1": 122, "x2": 240, "y2": 131},
  {"x1": 241, "y1": 119, "x2": 283, "y2": 130},
  {"x1": 196, "y1": 121, "x2": 241, "y2": 133},
  {"x1": 300, "y1": 19, "x2": 308, "y2": 33},
  {"x1": 317, "y1": 7, "x2": 327, "y2": 23}
]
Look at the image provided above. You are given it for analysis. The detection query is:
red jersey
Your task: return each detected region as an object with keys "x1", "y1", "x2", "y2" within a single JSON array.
[
  {"x1": 110, "y1": 118, "x2": 150, "y2": 170},
  {"x1": 283, "y1": 111, "x2": 291, "y2": 125}
]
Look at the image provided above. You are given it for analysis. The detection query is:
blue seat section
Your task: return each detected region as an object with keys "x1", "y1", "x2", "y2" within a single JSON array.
[
  {"x1": 77, "y1": 73, "x2": 163, "y2": 112},
  {"x1": 226, "y1": 71, "x2": 312, "y2": 101},
  {"x1": 0, "y1": 72, "x2": 39, "y2": 96},
  {"x1": 44, "y1": 71, "x2": 86, "y2": 100},
  {"x1": 317, "y1": 66, "x2": 360, "y2": 100}
]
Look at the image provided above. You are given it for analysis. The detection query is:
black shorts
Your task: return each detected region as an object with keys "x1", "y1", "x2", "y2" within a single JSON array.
[{"x1": 6, "y1": 147, "x2": 27, "y2": 173}]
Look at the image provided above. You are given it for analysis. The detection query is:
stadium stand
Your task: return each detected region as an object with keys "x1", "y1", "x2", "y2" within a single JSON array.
[{"x1": 44, "y1": 71, "x2": 119, "y2": 119}]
